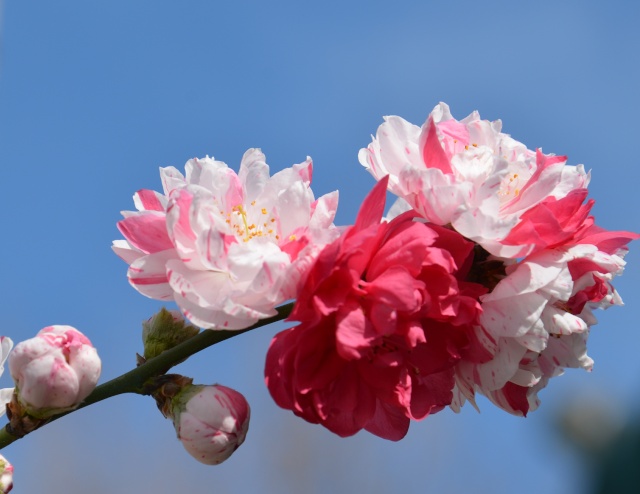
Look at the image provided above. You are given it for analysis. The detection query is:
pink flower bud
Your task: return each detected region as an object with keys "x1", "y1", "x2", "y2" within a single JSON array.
[
  {"x1": 9, "y1": 326, "x2": 101, "y2": 418},
  {"x1": 0, "y1": 454, "x2": 13, "y2": 493},
  {"x1": 172, "y1": 384, "x2": 250, "y2": 465}
]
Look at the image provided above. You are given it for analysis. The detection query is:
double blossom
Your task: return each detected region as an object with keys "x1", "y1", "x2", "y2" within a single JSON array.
[
  {"x1": 266, "y1": 178, "x2": 493, "y2": 440},
  {"x1": 114, "y1": 149, "x2": 339, "y2": 330}
]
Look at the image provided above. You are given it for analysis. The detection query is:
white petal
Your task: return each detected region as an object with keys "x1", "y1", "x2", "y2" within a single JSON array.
[
  {"x1": 128, "y1": 250, "x2": 177, "y2": 300},
  {"x1": 112, "y1": 239, "x2": 146, "y2": 264}
]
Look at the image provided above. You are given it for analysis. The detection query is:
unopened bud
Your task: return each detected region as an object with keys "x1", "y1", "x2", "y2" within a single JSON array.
[
  {"x1": 9, "y1": 326, "x2": 101, "y2": 418},
  {"x1": 142, "y1": 308, "x2": 199, "y2": 360},
  {"x1": 172, "y1": 384, "x2": 250, "y2": 465},
  {"x1": 0, "y1": 454, "x2": 13, "y2": 493}
]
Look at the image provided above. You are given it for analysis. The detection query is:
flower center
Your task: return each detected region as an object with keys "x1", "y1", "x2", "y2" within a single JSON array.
[
  {"x1": 497, "y1": 172, "x2": 530, "y2": 205},
  {"x1": 466, "y1": 244, "x2": 508, "y2": 291},
  {"x1": 223, "y1": 201, "x2": 280, "y2": 243}
]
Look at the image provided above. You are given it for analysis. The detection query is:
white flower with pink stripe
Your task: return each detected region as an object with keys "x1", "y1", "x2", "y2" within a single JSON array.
[
  {"x1": 113, "y1": 148, "x2": 339, "y2": 330},
  {"x1": 451, "y1": 225, "x2": 637, "y2": 416},
  {"x1": 359, "y1": 102, "x2": 590, "y2": 258}
]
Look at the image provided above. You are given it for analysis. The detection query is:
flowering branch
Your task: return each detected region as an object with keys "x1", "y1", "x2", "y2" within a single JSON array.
[
  {"x1": 0, "y1": 302, "x2": 294, "y2": 450},
  {"x1": 0, "y1": 101, "x2": 638, "y2": 490}
]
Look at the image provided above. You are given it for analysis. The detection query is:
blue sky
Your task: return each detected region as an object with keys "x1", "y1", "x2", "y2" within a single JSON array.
[{"x1": 1, "y1": 1, "x2": 639, "y2": 492}]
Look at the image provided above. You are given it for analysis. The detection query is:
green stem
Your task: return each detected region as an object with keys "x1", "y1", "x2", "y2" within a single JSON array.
[{"x1": 0, "y1": 302, "x2": 294, "y2": 450}]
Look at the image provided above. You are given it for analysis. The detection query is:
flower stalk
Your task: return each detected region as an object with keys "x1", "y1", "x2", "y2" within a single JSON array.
[{"x1": 0, "y1": 302, "x2": 294, "y2": 450}]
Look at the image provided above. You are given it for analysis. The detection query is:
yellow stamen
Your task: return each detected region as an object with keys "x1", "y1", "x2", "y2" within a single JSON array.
[{"x1": 232, "y1": 205, "x2": 250, "y2": 237}]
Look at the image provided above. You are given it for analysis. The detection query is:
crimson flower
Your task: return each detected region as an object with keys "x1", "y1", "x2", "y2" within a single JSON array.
[{"x1": 265, "y1": 178, "x2": 491, "y2": 440}]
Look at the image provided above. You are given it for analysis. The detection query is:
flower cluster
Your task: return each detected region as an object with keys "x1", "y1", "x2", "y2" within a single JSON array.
[
  {"x1": 265, "y1": 103, "x2": 638, "y2": 439},
  {"x1": 114, "y1": 149, "x2": 338, "y2": 330},
  {"x1": 3, "y1": 99, "x2": 632, "y2": 489},
  {"x1": 113, "y1": 104, "x2": 637, "y2": 442}
]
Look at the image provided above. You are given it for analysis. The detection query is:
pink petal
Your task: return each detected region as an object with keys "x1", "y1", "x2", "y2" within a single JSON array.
[
  {"x1": 353, "y1": 176, "x2": 388, "y2": 231},
  {"x1": 364, "y1": 400, "x2": 410, "y2": 441},
  {"x1": 117, "y1": 212, "x2": 172, "y2": 254},
  {"x1": 133, "y1": 189, "x2": 167, "y2": 212},
  {"x1": 419, "y1": 116, "x2": 453, "y2": 174}
]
